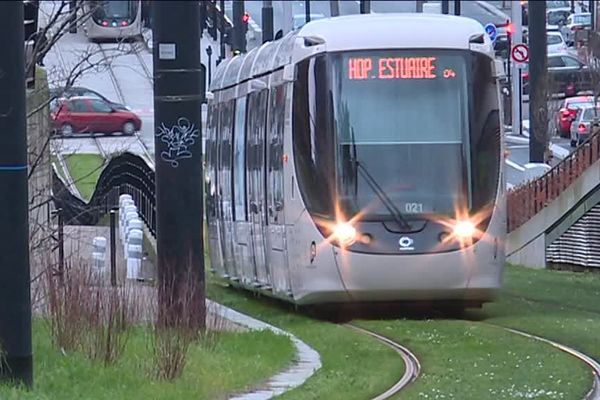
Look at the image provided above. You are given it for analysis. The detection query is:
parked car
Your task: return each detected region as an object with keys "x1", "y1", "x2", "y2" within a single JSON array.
[
  {"x1": 51, "y1": 96, "x2": 141, "y2": 136},
  {"x1": 570, "y1": 105, "x2": 600, "y2": 147},
  {"x1": 49, "y1": 86, "x2": 130, "y2": 112},
  {"x1": 522, "y1": 53, "x2": 591, "y2": 96},
  {"x1": 547, "y1": 31, "x2": 569, "y2": 53},
  {"x1": 560, "y1": 12, "x2": 592, "y2": 45},
  {"x1": 555, "y1": 96, "x2": 594, "y2": 137},
  {"x1": 547, "y1": 8, "x2": 571, "y2": 31}
]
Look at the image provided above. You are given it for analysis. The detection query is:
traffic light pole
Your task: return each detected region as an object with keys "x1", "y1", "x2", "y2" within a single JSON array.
[
  {"x1": 152, "y1": 0, "x2": 205, "y2": 329},
  {"x1": 305, "y1": 0, "x2": 311, "y2": 24},
  {"x1": 454, "y1": 0, "x2": 461, "y2": 15},
  {"x1": 528, "y1": 0, "x2": 548, "y2": 163},
  {"x1": 232, "y1": 0, "x2": 246, "y2": 53},
  {"x1": 0, "y1": 1, "x2": 33, "y2": 388},
  {"x1": 511, "y1": 0, "x2": 524, "y2": 137},
  {"x1": 360, "y1": 0, "x2": 370, "y2": 13},
  {"x1": 262, "y1": 0, "x2": 274, "y2": 42},
  {"x1": 442, "y1": 0, "x2": 449, "y2": 14}
]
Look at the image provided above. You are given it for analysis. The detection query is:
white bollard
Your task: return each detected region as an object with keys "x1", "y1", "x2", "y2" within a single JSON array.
[
  {"x1": 126, "y1": 244, "x2": 143, "y2": 280},
  {"x1": 92, "y1": 251, "x2": 106, "y2": 270},
  {"x1": 123, "y1": 215, "x2": 140, "y2": 254},
  {"x1": 120, "y1": 208, "x2": 138, "y2": 240},
  {"x1": 92, "y1": 236, "x2": 107, "y2": 254},
  {"x1": 126, "y1": 228, "x2": 144, "y2": 247}
]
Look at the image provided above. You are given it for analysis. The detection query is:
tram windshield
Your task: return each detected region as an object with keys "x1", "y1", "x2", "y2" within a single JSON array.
[
  {"x1": 333, "y1": 51, "x2": 469, "y2": 219},
  {"x1": 91, "y1": 1, "x2": 138, "y2": 22},
  {"x1": 293, "y1": 49, "x2": 500, "y2": 225}
]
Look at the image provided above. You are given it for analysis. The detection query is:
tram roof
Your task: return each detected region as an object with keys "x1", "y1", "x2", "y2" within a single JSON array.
[{"x1": 209, "y1": 13, "x2": 491, "y2": 92}]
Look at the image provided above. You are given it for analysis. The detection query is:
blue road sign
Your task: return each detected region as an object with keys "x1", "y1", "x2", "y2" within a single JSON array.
[{"x1": 484, "y1": 23, "x2": 497, "y2": 43}]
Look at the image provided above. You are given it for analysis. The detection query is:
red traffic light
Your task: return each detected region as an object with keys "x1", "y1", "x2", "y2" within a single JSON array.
[{"x1": 242, "y1": 12, "x2": 250, "y2": 24}]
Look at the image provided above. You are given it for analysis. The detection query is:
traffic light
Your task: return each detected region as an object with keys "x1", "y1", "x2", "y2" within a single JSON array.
[{"x1": 23, "y1": 0, "x2": 39, "y2": 40}]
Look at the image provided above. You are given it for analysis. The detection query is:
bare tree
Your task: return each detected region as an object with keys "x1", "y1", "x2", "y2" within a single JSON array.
[{"x1": 25, "y1": 1, "x2": 140, "y2": 309}]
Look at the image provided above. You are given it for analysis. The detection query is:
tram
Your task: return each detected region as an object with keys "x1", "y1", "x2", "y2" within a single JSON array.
[
  {"x1": 205, "y1": 13, "x2": 507, "y2": 308},
  {"x1": 83, "y1": 0, "x2": 143, "y2": 41}
]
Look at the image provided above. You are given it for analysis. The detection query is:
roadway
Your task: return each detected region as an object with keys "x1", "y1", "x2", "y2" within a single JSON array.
[{"x1": 232, "y1": 0, "x2": 508, "y2": 43}]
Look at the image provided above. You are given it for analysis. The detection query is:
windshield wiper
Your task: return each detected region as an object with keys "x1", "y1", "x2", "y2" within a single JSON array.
[
  {"x1": 348, "y1": 128, "x2": 411, "y2": 231},
  {"x1": 355, "y1": 160, "x2": 412, "y2": 231}
]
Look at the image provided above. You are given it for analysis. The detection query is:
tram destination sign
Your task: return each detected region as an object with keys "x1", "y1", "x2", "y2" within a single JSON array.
[{"x1": 347, "y1": 56, "x2": 457, "y2": 80}]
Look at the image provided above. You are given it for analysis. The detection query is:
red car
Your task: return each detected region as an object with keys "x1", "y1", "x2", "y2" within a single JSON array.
[
  {"x1": 556, "y1": 96, "x2": 594, "y2": 138},
  {"x1": 51, "y1": 96, "x2": 142, "y2": 136}
]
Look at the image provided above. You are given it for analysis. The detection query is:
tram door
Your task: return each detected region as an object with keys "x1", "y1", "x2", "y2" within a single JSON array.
[
  {"x1": 247, "y1": 89, "x2": 271, "y2": 287},
  {"x1": 218, "y1": 100, "x2": 237, "y2": 278},
  {"x1": 267, "y1": 84, "x2": 292, "y2": 295},
  {"x1": 206, "y1": 105, "x2": 224, "y2": 276}
]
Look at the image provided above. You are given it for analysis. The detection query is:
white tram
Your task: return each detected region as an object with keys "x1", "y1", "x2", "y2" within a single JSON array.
[
  {"x1": 205, "y1": 13, "x2": 507, "y2": 308},
  {"x1": 83, "y1": 0, "x2": 143, "y2": 41}
]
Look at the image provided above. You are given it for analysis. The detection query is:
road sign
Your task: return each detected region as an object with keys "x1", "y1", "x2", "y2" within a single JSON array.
[
  {"x1": 484, "y1": 23, "x2": 497, "y2": 43},
  {"x1": 511, "y1": 43, "x2": 529, "y2": 64}
]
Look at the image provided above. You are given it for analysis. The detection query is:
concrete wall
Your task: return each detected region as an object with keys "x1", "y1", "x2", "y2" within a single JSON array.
[
  {"x1": 507, "y1": 159, "x2": 600, "y2": 268},
  {"x1": 27, "y1": 66, "x2": 52, "y2": 279}
]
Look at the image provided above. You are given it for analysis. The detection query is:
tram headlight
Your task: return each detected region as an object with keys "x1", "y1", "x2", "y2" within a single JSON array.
[
  {"x1": 453, "y1": 220, "x2": 476, "y2": 239},
  {"x1": 332, "y1": 222, "x2": 357, "y2": 247}
]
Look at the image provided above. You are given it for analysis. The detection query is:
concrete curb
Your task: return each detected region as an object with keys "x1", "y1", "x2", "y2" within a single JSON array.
[{"x1": 207, "y1": 300, "x2": 322, "y2": 400}]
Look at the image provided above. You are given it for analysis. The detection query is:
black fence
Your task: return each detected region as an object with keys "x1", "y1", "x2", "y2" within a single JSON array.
[{"x1": 52, "y1": 153, "x2": 156, "y2": 237}]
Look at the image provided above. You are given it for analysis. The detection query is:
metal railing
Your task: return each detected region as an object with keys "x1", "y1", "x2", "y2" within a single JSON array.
[
  {"x1": 507, "y1": 128, "x2": 600, "y2": 232},
  {"x1": 52, "y1": 153, "x2": 157, "y2": 237}
]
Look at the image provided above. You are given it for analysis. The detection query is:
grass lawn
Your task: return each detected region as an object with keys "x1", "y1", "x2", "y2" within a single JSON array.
[
  {"x1": 473, "y1": 265, "x2": 600, "y2": 380},
  {"x1": 0, "y1": 320, "x2": 295, "y2": 400},
  {"x1": 208, "y1": 279, "x2": 404, "y2": 400},
  {"x1": 64, "y1": 154, "x2": 105, "y2": 201},
  {"x1": 354, "y1": 319, "x2": 589, "y2": 399}
]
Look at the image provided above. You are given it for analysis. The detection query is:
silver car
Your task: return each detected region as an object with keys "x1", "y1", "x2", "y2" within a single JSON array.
[
  {"x1": 570, "y1": 105, "x2": 600, "y2": 147},
  {"x1": 561, "y1": 12, "x2": 592, "y2": 45}
]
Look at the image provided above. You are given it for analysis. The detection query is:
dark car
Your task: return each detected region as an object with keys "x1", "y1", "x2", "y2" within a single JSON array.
[
  {"x1": 51, "y1": 96, "x2": 141, "y2": 136},
  {"x1": 522, "y1": 53, "x2": 591, "y2": 96},
  {"x1": 49, "y1": 86, "x2": 130, "y2": 112}
]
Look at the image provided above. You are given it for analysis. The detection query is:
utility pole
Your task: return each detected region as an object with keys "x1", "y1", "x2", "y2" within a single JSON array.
[
  {"x1": 360, "y1": 0, "x2": 370, "y2": 14},
  {"x1": 528, "y1": 0, "x2": 547, "y2": 163},
  {"x1": 305, "y1": 0, "x2": 311, "y2": 24},
  {"x1": 442, "y1": 0, "x2": 449, "y2": 14},
  {"x1": 512, "y1": 0, "x2": 524, "y2": 138},
  {"x1": 219, "y1": 0, "x2": 225, "y2": 62},
  {"x1": 282, "y1": 1, "x2": 293, "y2": 34},
  {"x1": 454, "y1": 0, "x2": 461, "y2": 15},
  {"x1": 232, "y1": 0, "x2": 246, "y2": 54},
  {"x1": 152, "y1": 0, "x2": 205, "y2": 329},
  {"x1": 589, "y1": 0, "x2": 595, "y2": 31},
  {"x1": 262, "y1": 0, "x2": 274, "y2": 42},
  {"x1": 330, "y1": 0, "x2": 340, "y2": 17},
  {"x1": 0, "y1": 1, "x2": 33, "y2": 388}
]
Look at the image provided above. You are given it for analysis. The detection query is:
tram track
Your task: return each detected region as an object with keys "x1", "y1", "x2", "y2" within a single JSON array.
[
  {"x1": 96, "y1": 42, "x2": 127, "y2": 105},
  {"x1": 345, "y1": 323, "x2": 420, "y2": 399}
]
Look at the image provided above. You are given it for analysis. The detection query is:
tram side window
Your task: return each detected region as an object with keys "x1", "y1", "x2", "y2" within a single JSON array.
[
  {"x1": 233, "y1": 97, "x2": 247, "y2": 222},
  {"x1": 268, "y1": 85, "x2": 287, "y2": 222},
  {"x1": 469, "y1": 53, "x2": 500, "y2": 211},
  {"x1": 220, "y1": 100, "x2": 234, "y2": 201},
  {"x1": 206, "y1": 104, "x2": 219, "y2": 218},
  {"x1": 292, "y1": 56, "x2": 335, "y2": 217}
]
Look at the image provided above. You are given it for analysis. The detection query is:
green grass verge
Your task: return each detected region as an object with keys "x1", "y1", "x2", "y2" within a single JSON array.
[
  {"x1": 0, "y1": 320, "x2": 294, "y2": 400},
  {"x1": 354, "y1": 319, "x2": 589, "y2": 399},
  {"x1": 473, "y1": 265, "x2": 600, "y2": 381},
  {"x1": 208, "y1": 279, "x2": 404, "y2": 400},
  {"x1": 64, "y1": 153, "x2": 105, "y2": 201}
]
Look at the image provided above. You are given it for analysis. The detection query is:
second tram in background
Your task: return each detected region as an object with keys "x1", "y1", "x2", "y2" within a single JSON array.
[
  {"x1": 83, "y1": 0, "x2": 143, "y2": 41},
  {"x1": 205, "y1": 13, "x2": 507, "y2": 310}
]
